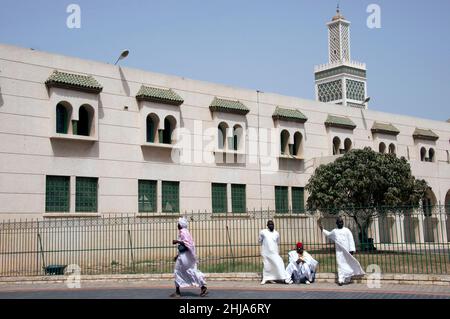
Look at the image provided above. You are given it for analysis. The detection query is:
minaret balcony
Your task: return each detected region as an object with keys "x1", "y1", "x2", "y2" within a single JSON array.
[{"x1": 314, "y1": 60, "x2": 366, "y2": 73}]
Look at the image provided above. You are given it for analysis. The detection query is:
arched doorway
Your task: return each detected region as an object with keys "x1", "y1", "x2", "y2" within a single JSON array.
[
  {"x1": 163, "y1": 116, "x2": 176, "y2": 144},
  {"x1": 77, "y1": 105, "x2": 93, "y2": 136},
  {"x1": 218, "y1": 122, "x2": 228, "y2": 150},
  {"x1": 280, "y1": 130, "x2": 290, "y2": 155},
  {"x1": 146, "y1": 113, "x2": 159, "y2": 143},
  {"x1": 233, "y1": 125, "x2": 243, "y2": 151},
  {"x1": 332, "y1": 137, "x2": 341, "y2": 155},
  {"x1": 388, "y1": 143, "x2": 396, "y2": 156},
  {"x1": 293, "y1": 132, "x2": 303, "y2": 157},
  {"x1": 423, "y1": 188, "x2": 437, "y2": 243},
  {"x1": 56, "y1": 102, "x2": 71, "y2": 134},
  {"x1": 344, "y1": 138, "x2": 352, "y2": 153}
]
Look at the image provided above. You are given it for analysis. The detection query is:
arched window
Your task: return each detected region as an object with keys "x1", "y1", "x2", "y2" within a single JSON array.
[
  {"x1": 233, "y1": 125, "x2": 243, "y2": 151},
  {"x1": 420, "y1": 147, "x2": 427, "y2": 162},
  {"x1": 76, "y1": 105, "x2": 93, "y2": 136},
  {"x1": 429, "y1": 148, "x2": 435, "y2": 162},
  {"x1": 293, "y1": 132, "x2": 303, "y2": 157},
  {"x1": 280, "y1": 130, "x2": 290, "y2": 155},
  {"x1": 56, "y1": 102, "x2": 70, "y2": 134},
  {"x1": 218, "y1": 122, "x2": 228, "y2": 150},
  {"x1": 344, "y1": 138, "x2": 352, "y2": 153},
  {"x1": 163, "y1": 116, "x2": 176, "y2": 144},
  {"x1": 388, "y1": 143, "x2": 396, "y2": 155},
  {"x1": 379, "y1": 142, "x2": 386, "y2": 154},
  {"x1": 332, "y1": 137, "x2": 341, "y2": 155},
  {"x1": 146, "y1": 114, "x2": 159, "y2": 143}
]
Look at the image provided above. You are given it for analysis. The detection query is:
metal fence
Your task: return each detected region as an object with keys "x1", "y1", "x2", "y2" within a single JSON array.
[{"x1": 0, "y1": 206, "x2": 449, "y2": 277}]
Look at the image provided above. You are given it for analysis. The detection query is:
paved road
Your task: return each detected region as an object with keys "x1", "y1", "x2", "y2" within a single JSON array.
[
  {"x1": 0, "y1": 281, "x2": 449, "y2": 299},
  {"x1": 0, "y1": 287, "x2": 449, "y2": 299}
]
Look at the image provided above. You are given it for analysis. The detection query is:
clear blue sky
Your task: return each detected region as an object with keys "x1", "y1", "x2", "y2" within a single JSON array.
[{"x1": 0, "y1": 0, "x2": 449, "y2": 121}]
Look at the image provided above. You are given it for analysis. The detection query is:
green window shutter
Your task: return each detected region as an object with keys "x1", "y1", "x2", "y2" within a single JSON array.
[
  {"x1": 275, "y1": 186, "x2": 288, "y2": 214},
  {"x1": 231, "y1": 184, "x2": 246, "y2": 213},
  {"x1": 280, "y1": 134, "x2": 287, "y2": 155},
  {"x1": 162, "y1": 181, "x2": 179, "y2": 213},
  {"x1": 146, "y1": 118, "x2": 155, "y2": 143},
  {"x1": 56, "y1": 104, "x2": 68, "y2": 134},
  {"x1": 46, "y1": 176, "x2": 70, "y2": 212},
  {"x1": 212, "y1": 183, "x2": 227, "y2": 213},
  {"x1": 76, "y1": 177, "x2": 98, "y2": 212},
  {"x1": 292, "y1": 187, "x2": 305, "y2": 214},
  {"x1": 138, "y1": 180, "x2": 157, "y2": 213}
]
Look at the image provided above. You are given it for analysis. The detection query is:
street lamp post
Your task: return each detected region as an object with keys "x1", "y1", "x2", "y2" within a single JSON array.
[
  {"x1": 363, "y1": 97, "x2": 371, "y2": 108},
  {"x1": 114, "y1": 50, "x2": 130, "y2": 65}
]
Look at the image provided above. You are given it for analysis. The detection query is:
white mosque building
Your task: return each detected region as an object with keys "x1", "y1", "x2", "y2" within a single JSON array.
[{"x1": 0, "y1": 10, "x2": 449, "y2": 244}]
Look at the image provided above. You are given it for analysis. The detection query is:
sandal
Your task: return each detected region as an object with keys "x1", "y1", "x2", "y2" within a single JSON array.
[{"x1": 200, "y1": 287, "x2": 208, "y2": 297}]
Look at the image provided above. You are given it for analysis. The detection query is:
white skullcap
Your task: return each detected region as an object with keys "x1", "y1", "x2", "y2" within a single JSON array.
[{"x1": 178, "y1": 217, "x2": 188, "y2": 229}]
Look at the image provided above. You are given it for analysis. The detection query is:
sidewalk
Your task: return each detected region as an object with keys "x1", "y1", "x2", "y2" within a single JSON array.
[{"x1": 1, "y1": 272, "x2": 449, "y2": 286}]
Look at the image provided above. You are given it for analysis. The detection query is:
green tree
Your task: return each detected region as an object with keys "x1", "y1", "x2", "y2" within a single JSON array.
[{"x1": 306, "y1": 147, "x2": 429, "y2": 249}]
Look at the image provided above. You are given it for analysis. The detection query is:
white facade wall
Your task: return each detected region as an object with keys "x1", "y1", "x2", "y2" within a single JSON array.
[{"x1": 0, "y1": 44, "x2": 449, "y2": 220}]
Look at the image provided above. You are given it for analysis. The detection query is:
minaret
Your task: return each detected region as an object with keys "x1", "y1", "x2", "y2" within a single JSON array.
[{"x1": 314, "y1": 7, "x2": 368, "y2": 108}]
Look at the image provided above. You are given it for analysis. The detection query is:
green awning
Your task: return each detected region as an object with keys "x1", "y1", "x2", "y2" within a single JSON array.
[
  {"x1": 136, "y1": 85, "x2": 184, "y2": 106},
  {"x1": 324, "y1": 115, "x2": 356, "y2": 130},
  {"x1": 413, "y1": 128, "x2": 439, "y2": 141},
  {"x1": 45, "y1": 70, "x2": 103, "y2": 94},
  {"x1": 371, "y1": 122, "x2": 400, "y2": 136},
  {"x1": 209, "y1": 97, "x2": 249, "y2": 115},
  {"x1": 272, "y1": 107, "x2": 308, "y2": 123}
]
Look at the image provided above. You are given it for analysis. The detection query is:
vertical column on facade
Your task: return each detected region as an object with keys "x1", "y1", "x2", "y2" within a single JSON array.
[
  {"x1": 70, "y1": 175, "x2": 76, "y2": 213},
  {"x1": 157, "y1": 180, "x2": 162, "y2": 213},
  {"x1": 371, "y1": 216, "x2": 380, "y2": 243},
  {"x1": 394, "y1": 214, "x2": 404, "y2": 244},
  {"x1": 441, "y1": 210, "x2": 449, "y2": 243},
  {"x1": 435, "y1": 206, "x2": 447, "y2": 244},
  {"x1": 227, "y1": 184, "x2": 232, "y2": 214},
  {"x1": 417, "y1": 210, "x2": 425, "y2": 244}
]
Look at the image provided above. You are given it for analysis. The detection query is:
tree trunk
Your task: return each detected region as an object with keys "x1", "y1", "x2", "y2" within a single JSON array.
[{"x1": 357, "y1": 219, "x2": 376, "y2": 252}]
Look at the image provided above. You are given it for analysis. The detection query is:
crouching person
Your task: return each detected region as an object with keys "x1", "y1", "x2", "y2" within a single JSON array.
[{"x1": 286, "y1": 242, "x2": 319, "y2": 285}]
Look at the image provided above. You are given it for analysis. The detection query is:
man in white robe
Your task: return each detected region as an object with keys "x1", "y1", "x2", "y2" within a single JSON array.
[
  {"x1": 171, "y1": 217, "x2": 208, "y2": 297},
  {"x1": 318, "y1": 217, "x2": 365, "y2": 286},
  {"x1": 259, "y1": 220, "x2": 291, "y2": 285},
  {"x1": 285, "y1": 242, "x2": 319, "y2": 284}
]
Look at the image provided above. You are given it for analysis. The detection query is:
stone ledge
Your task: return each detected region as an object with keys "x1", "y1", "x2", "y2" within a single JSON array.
[{"x1": 0, "y1": 273, "x2": 449, "y2": 285}]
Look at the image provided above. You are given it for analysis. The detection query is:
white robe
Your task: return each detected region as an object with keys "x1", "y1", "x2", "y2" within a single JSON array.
[
  {"x1": 323, "y1": 227, "x2": 365, "y2": 283},
  {"x1": 286, "y1": 250, "x2": 318, "y2": 283},
  {"x1": 174, "y1": 230, "x2": 206, "y2": 288},
  {"x1": 259, "y1": 229, "x2": 290, "y2": 282}
]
